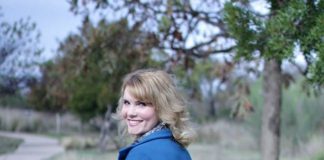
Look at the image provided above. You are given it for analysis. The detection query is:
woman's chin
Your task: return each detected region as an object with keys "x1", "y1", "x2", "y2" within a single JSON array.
[{"x1": 127, "y1": 128, "x2": 141, "y2": 136}]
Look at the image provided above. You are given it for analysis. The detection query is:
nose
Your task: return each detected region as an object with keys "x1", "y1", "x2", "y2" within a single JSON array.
[{"x1": 128, "y1": 105, "x2": 137, "y2": 117}]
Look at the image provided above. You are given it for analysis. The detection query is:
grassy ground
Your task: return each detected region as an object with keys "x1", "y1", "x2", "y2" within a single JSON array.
[
  {"x1": 50, "y1": 143, "x2": 260, "y2": 160},
  {"x1": 0, "y1": 135, "x2": 23, "y2": 155},
  {"x1": 48, "y1": 143, "x2": 310, "y2": 160},
  {"x1": 48, "y1": 149, "x2": 117, "y2": 160},
  {"x1": 47, "y1": 120, "x2": 324, "y2": 160}
]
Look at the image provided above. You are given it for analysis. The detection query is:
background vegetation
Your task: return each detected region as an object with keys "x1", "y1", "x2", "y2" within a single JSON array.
[
  {"x1": 0, "y1": 135, "x2": 23, "y2": 155},
  {"x1": 0, "y1": 1, "x2": 323, "y2": 160}
]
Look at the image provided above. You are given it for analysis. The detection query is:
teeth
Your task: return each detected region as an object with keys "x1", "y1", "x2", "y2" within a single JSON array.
[{"x1": 128, "y1": 120, "x2": 141, "y2": 126}]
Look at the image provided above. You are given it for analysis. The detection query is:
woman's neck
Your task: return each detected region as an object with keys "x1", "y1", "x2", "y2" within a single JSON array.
[{"x1": 134, "y1": 122, "x2": 166, "y2": 142}]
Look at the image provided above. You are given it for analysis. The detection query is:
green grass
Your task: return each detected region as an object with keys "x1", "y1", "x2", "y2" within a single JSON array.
[
  {"x1": 48, "y1": 149, "x2": 117, "y2": 160},
  {"x1": 47, "y1": 143, "x2": 310, "y2": 160},
  {"x1": 0, "y1": 135, "x2": 23, "y2": 155},
  {"x1": 47, "y1": 119, "x2": 324, "y2": 160},
  {"x1": 311, "y1": 151, "x2": 324, "y2": 160},
  {"x1": 48, "y1": 143, "x2": 316, "y2": 160}
]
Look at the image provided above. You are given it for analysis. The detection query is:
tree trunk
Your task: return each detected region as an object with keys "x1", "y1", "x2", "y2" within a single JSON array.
[
  {"x1": 208, "y1": 82, "x2": 216, "y2": 117},
  {"x1": 261, "y1": 59, "x2": 282, "y2": 160},
  {"x1": 55, "y1": 112, "x2": 61, "y2": 134},
  {"x1": 98, "y1": 105, "x2": 120, "y2": 151},
  {"x1": 209, "y1": 98, "x2": 216, "y2": 117}
]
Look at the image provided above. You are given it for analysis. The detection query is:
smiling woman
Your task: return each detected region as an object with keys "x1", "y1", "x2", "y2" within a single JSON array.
[{"x1": 116, "y1": 68, "x2": 196, "y2": 160}]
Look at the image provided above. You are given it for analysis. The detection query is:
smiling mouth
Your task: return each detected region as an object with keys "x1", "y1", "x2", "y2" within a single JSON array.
[{"x1": 128, "y1": 119, "x2": 143, "y2": 126}]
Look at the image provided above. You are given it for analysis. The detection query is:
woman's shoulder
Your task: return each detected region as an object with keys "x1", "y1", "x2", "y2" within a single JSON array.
[
  {"x1": 136, "y1": 134, "x2": 184, "y2": 150},
  {"x1": 135, "y1": 128, "x2": 183, "y2": 150},
  {"x1": 119, "y1": 129, "x2": 192, "y2": 160},
  {"x1": 128, "y1": 130, "x2": 191, "y2": 160}
]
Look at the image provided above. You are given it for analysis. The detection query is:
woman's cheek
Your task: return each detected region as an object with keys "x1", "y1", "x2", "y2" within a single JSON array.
[
  {"x1": 121, "y1": 107, "x2": 127, "y2": 119},
  {"x1": 140, "y1": 108, "x2": 157, "y2": 120}
]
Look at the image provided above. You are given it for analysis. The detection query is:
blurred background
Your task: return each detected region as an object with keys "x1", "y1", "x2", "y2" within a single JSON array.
[{"x1": 0, "y1": 0, "x2": 323, "y2": 160}]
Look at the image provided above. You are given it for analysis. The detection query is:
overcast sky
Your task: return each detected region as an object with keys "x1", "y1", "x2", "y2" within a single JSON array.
[{"x1": 0, "y1": 0, "x2": 81, "y2": 60}]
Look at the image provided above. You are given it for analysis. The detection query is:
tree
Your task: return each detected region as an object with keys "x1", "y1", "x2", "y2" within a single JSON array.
[
  {"x1": 27, "y1": 60, "x2": 68, "y2": 112},
  {"x1": 68, "y1": 0, "x2": 235, "y2": 61},
  {"x1": 29, "y1": 17, "x2": 161, "y2": 121},
  {"x1": 174, "y1": 58, "x2": 239, "y2": 118},
  {"x1": 0, "y1": 7, "x2": 42, "y2": 104},
  {"x1": 224, "y1": 1, "x2": 323, "y2": 160},
  {"x1": 62, "y1": 17, "x2": 160, "y2": 121},
  {"x1": 67, "y1": 0, "x2": 246, "y2": 119}
]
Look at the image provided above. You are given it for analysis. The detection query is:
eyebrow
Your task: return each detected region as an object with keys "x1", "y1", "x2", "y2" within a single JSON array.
[
  {"x1": 123, "y1": 98, "x2": 152, "y2": 105},
  {"x1": 137, "y1": 101, "x2": 152, "y2": 106}
]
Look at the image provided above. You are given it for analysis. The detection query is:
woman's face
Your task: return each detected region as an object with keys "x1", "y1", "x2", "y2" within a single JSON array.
[{"x1": 121, "y1": 87, "x2": 159, "y2": 136}]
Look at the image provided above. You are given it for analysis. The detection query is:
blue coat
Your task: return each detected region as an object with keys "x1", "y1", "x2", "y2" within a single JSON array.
[{"x1": 118, "y1": 128, "x2": 192, "y2": 160}]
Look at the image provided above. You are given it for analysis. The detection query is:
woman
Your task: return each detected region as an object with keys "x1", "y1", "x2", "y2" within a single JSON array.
[{"x1": 117, "y1": 69, "x2": 195, "y2": 160}]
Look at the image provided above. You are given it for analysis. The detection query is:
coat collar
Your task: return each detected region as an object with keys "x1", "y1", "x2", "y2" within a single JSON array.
[{"x1": 118, "y1": 128, "x2": 173, "y2": 160}]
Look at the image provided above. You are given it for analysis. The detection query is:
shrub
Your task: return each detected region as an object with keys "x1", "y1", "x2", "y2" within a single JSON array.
[
  {"x1": 312, "y1": 152, "x2": 324, "y2": 160},
  {"x1": 0, "y1": 135, "x2": 23, "y2": 154},
  {"x1": 61, "y1": 136, "x2": 98, "y2": 150},
  {"x1": 0, "y1": 108, "x2": 83, "y2": 134}
]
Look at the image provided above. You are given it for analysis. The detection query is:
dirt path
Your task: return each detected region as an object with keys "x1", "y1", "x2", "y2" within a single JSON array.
[{"x1": 0, "y1": 131, "x2": 64, "y2": 160}]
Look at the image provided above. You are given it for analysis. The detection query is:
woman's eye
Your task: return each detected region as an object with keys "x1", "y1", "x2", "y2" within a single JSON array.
[
  {"x1": 137, "y1": 102, "x2": 147, "y2": 107},
  {"x1": 123, "y1": 100, "x2": 130, "y2": 105}
]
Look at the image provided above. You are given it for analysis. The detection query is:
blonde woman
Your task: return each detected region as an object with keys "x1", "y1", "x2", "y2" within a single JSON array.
[{"x1": 117, "y1": 69, "x2": 195, "y2": 160}]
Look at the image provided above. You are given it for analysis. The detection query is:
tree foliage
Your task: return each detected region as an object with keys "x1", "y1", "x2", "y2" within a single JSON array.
[
  {"x1": 28, "y1": 18, "x2": 161, "y2": 121},
  {"x1": 224, "y1": 0, "x2": 324, "y2": 88},
  {"x1": 68, "y1": 0, "x2": 235, "y2": 59},
  {"x1": 0, "y1": 7, "x2": 42, "y2": 101},
  {"x1": 27, "y1": 61, "x2": 68, "y2": 112}
]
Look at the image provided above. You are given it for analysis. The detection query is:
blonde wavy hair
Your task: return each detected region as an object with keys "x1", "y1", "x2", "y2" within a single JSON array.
[{"x1": 116, "y1": 68, "x2": 195, "y2": 147}]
